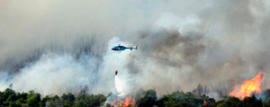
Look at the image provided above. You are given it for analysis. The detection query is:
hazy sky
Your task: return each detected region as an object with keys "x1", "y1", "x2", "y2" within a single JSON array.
[{"x1": 1, "y1": 0, "x2": 270, "y2": 98}]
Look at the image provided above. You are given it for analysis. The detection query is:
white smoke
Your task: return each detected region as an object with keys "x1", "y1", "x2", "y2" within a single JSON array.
[
  {"x1": 0, "y1": 53, "x2": 97, "y2": 94},
  {"x1": 1, "y1": 0, "x2": 270, "y2": 100},
  {"x1": 0, "y1": 37, "x2": 135, "y2": 96}
]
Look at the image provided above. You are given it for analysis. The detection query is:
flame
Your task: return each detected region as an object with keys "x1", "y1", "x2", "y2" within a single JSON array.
[
  {"x1": 229, "y1": 71, "x2": 263, "y2": 99},
  {"x1": 118, "y1": 98, "x2": 133, "y2": 107},
  {"x1": 203, "y1": 100, "x2": 207, "y2": 106}
]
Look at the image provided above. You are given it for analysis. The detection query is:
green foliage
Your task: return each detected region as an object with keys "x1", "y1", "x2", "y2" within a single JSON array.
[
  {"x1": 62, "y1": 93, "x2": 75, "y2": 102},
  {"x1": 205, "y1": 100, "x2": 225, "y2": 107},
  {"x1": 223, "y1": 97, "x2": 242, "y2": 107},
  {"x1": 157, "y1": 91, "x2": 205, "y2": 107},
  {"x1": 26, "y1": 90, "x2": 41, "y2": 107},
  {"x1": 205, "y1": 95, "x2": 263, "y2": 107},
  {"x1": 40, "y1": 95, "x2": 50, "y2": 107},
  {"x1": 105, "y1": 103, "x2": 113, "y2": 107},
  {"x1": 0, "y1": 88, "x2": 268, "y2": 107},
  {"x1": 62, "y1": 93, "x2": 75, "y2": 107},
  {"x1": 73, "y1": 94, "x2": 106, "y2": 107},
  {"x1": 136, "y1": 89, "x2": 157, "y2": 107},
  {"x1": 263, "y1": 97, "x2": 270, "y2": 107},
  {"x1": 242, "y1": 95, "x2": 262, "y2": 107}
]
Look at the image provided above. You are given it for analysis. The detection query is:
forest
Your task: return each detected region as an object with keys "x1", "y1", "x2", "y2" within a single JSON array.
[{"x1": 1, "y1": 87, "x2": 270, "y2": 107}]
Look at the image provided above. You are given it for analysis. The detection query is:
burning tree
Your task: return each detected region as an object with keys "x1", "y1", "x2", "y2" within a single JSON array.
[
  {"x1": 229, "y1": 71, "x2": 263, "y2": 99},
  {"x1": 118, "y1": 97, "x2": 134, "y2": 107}
]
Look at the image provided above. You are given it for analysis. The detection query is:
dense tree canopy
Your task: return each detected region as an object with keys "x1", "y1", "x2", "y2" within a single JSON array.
[{"x1": 0, "y1": 88, "x2": 268, "y2": 107}]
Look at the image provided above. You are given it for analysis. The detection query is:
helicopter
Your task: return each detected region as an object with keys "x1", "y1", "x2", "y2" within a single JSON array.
[{"x1": 111, "y1": 44, "x2": 138, "y2": 51}]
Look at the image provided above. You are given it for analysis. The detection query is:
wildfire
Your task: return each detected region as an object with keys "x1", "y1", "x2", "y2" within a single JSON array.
[
  {"x1": 118, "y1": 97, "x2": 133, "y2": 107},
  {"x1": 229, "y1": 71, "x2": 263, "y2": 99},
  {"x1": 203, "y1": 100, "x2": 207, "y2": 106}
]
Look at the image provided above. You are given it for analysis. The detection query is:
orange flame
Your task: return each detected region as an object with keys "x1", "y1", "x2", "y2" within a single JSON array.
[
  {"x1": 118, "y1": 98, "x2": 133, "y2": 107},
  {"x1": 203, "y1": 100, "x2": 207, "y2": 106},
  {"x1": 229, "y1": 71, "x2": 263, "y2": 99}
]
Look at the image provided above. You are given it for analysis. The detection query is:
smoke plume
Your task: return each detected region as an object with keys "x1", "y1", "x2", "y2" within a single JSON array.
[{"x1": 1, "y1": 0, "x2": 270, "y2": 99}]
